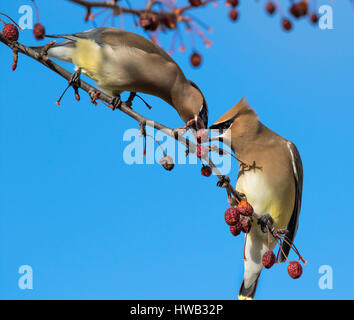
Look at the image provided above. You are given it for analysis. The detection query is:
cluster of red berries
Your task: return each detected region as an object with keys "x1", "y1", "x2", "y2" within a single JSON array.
[
  {"x1": 224, "y1": 200, "x2": 253, "y2": 236},
  {"x1": 264, "y1": 1, "x2": 319, "y2": 32},
  {"x1": 138, "y1": 11, "x2": 203, "y2": 68},
  {"x1": 224, "y1": 198, "x2": 304, "y2": 279}
]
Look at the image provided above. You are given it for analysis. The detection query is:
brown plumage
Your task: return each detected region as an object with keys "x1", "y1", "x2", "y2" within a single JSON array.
[
  {"x1": 33, "y1": 27, "x2": 208, "y2": 127},
  {"x1": 210, "y1": 98, "x2": 303, "y2": 300}
]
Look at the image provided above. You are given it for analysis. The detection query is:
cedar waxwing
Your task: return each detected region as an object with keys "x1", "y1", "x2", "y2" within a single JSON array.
[
  {"x1": 210, "y1": 98, "x2": 303, "y2": 300},
  {"x1": 32, "y1": 27, "x2": 208, "y2": 128}
]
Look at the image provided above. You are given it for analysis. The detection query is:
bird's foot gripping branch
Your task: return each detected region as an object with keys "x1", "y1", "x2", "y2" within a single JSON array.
[{"x1": 1, "y1": 14, "x2": 306, "y2": 298}]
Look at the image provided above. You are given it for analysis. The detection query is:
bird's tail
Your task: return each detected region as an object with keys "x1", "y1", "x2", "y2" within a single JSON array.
[
  {"x1": 238, "y1": 273, "x2": 260, "y2": 300},
  {"x1": 29, "y1": 40, "x2": 75, "y2": 63}
]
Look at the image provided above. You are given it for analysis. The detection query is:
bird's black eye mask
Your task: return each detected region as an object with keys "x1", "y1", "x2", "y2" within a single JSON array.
[{"x1": 209, "y1": 116, "x2": 237, "y2": 131}]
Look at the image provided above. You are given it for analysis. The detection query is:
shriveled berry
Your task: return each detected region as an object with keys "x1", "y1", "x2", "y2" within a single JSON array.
[
  {"x1": 196, "y1": 144, "x2": 208, "y2": 158},
  {"x1": 159, "y1": 155, "x2": 174, "y2": 171},
  {"x1": 190, "y1": 52, "x2": 202, "y2": 67},
  {"x1": 189, "y1": 0, "x2": 202, "y2": 7},
  {"x1": 196, "y1": 129, "x2": 209, "y2": 143},
  {"x1": 229, "y1": 8, "x2": 239, "y2": 21},
  {"x1": 226, "y1": 0, "x2": 239, "y2": 7},
  {"x1": 236, "y1": 200, "x2": 253, "y2": 217},
  {"x1": 2, "y1": 23, "x2": 19, "y2": 42},
  {"x1": 33, "y1": 23, "x2": 45, "y2": 40},
  {"x1": 230, "y1": 222, "x2": 242, "y2": 236},
  {"x1": 288, "y1": 261, "x2": 303, "y2": 279},
  {"x1": 310, "y1": 13, "x2": 319, "y2": 24},
  {"x1": 201, "y1": 165, "x2": 212, "y2": 177},
  {"x1": 289, "y1": 2, "x2": 308, "y2": 19},
  {"x1": 224, "y1": 207, "x2": 240, "y2": 226},
  {"x1": 262, "y1": 250, "x2": 276, "y2": 269},
  {"x1": 240, "y1": 216, "x2": 252, "y2": 233},
  {"x1": 282, "y1": 18, "x2": 292, "y2": 31},
  {"x1": 161, "y1": 14, "x2": 177, "y2": 29},
  {"x1": 139, "y1": 13, "x2": 159, "y2": 31},
  {"x1": 265, "y1": 2, "x2": 276, "y2": 15}
]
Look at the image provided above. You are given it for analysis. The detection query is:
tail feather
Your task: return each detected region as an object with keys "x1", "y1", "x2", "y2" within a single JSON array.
[
  {"x1": 238, "y1": 273, "x2": 260, "y2": 300},
  {"x1": 29, "y1": 40, "x2": 75, "y2": 63}
]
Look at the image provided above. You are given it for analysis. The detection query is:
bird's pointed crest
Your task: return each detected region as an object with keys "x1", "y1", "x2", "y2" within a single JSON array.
[{"x1": 209, "y1": 97, "x2": 257, "y2": 130}]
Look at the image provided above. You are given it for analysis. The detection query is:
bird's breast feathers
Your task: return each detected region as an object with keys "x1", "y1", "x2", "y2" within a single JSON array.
[
  {"x1": 236, "y1": 170, "x2": 294, "y2": 229},
  {"x1": 71, "y1": 39, "x2": 103, "y2": 81}
]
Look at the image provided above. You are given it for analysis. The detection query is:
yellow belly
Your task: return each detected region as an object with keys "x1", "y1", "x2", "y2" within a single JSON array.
[
  {"x1": 71, "y1": 39, "x2": 102, "y2": 82},
  {"x1": 236, "y1": 171, "x2": 294, "y2": 229}
]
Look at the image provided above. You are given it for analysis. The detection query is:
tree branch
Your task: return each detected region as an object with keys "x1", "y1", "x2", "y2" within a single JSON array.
[
  {"x1": 0, "y1": 33, "x2": 288, "y2": 244},
  {"x1": 0, "y1": 32, "x2": 222, "y2": 176}
]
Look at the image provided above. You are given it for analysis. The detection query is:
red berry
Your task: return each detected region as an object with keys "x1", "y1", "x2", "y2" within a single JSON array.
[
  {"x1": 201, "y1": 165, "x2": 212, "y2": 177},
  {"x1": 196, "y1": 144, "x2": 208, "y2": 158},
  {"x1": 289, "y1": 2, "x2": 308, "y2": 19},
  {"x1": 2, "y1": 23, "x2": 19, "y2": 42},
  {"x1": 190, "y1": 52, "x2": 202, "y2": 67},
  {"x1": 33, "y1": 23, "x2": 45, "y2": 40},
  {"x1": 161, "y1": 14, "x2": 177, "y2": 29},
  {"x1": 262, "y1": 250, "x2": 276, "y2": 269},
  {"x1": 139, "y1": 13, "x2": 159, "y2": 31},
  {"x1": 226, "y1": 0, "x2": 239, "y2": 7},
  {"x1": 159, "y1": 155, "x2": 174, "y2": 171},
  {"x1": 240, "y1": 216, "x2": 252, "y2": 233},
  {"x1": 230, "y1": 222, "x2": 242, "y2": 236},
  {"x1": 310, "y1": 13, "x2": 319, "y2": 24},
  {"x1": 224, "y1": 207, "x2": 240, "y2": 226},
  {"x1": 282, "y1": 18, "x2": 292, "y2": 31},
  {"x1": 229, "y1": 8, "x2": 239, "y2": 21},
  {"x1": 265, "y1": 2, "x2": 276, "y2": 15},
  {"x1": 189, "y1": 0, "x2": 202, "y2": 7},
  {"x1": 288, "y1": 261, "x2": 303, "y2": 279},
  {"x1": 196, "y1": 129, "x2": 209, "y2": 143},
  {"x1": 236, "y1": 200, "x2": 253, "y2": 217}
]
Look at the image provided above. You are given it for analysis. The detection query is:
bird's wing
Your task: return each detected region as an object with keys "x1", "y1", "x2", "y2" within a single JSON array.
[
  {"x1": 46, "y1": 27, "x2": 176, "y2": 64},
  {"x1": 278, "y1": 141, "x2": 303, "y2": 262}
]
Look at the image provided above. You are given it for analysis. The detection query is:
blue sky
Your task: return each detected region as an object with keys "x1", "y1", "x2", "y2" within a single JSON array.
[{"x1": 0, "y1": 0, "x2": 353, "y2": 300}]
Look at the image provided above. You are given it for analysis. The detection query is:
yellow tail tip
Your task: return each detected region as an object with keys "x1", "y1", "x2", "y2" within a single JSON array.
[{"x1": 238, "y1": 295, "x2": 253, "y2": 301}]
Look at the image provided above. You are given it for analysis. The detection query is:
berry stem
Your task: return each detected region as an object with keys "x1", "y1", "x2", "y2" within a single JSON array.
[
  {"x1": 282, "y1": 235, "x2": 307, "y2": 264},
  {"x1": 275, "y1": 237, "x2": 290, "y2": 263},
  {"x1": 31, "y1": 0, "x2": 40, "y2": 23},
  {"x1": 146, "y1": 133, "x2": 167, "y2": 157},
  {"x1": 0, "y1": 13, "x2": 23, "y2": 30}
]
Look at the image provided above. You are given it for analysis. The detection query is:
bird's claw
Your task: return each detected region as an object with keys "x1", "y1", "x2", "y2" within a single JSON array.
[
  {"x1": 69, "y1": 68, "x2": 81, "y2": 88},
  {"x1": 124, "y1": 92, "x2": 136, "y2": 109},
  {"x1": 110, "y1": 96, "x2": 122, "y2": 110},
  {"x1": 217, "y1": 175, "x2": 230, "y2": 188},
  {"x1": 257, "y1": 214, "x2": 274, "y2": 233}
]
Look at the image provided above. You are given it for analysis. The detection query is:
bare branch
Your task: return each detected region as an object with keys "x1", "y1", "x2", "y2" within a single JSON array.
[{"x1": 0, "y1": 32, "x2": 288, "y2": 242}]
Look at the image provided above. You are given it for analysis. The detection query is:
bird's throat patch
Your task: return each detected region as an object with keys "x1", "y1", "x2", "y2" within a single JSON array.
[{"x1": 72, "y1": 39, "x2": 102, "y2": 81}]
